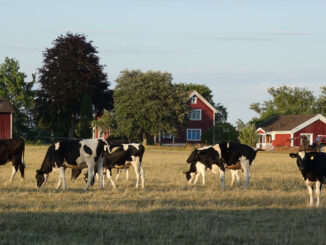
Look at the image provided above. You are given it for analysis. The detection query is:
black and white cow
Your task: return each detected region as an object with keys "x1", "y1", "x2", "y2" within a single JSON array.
[
  {"x1": 289, "y1": 151, "x2": 326, "y2": 207},
  {"x1": 185, "y1": 142, "x2": 262, "y2": 189},
  {"x1": 0, "y1": 138, "x2": 25, "y2": 183},
  {"x1": 35, "y1": 139, "x2": 107, "y2": 190},
  {"x1": 76, "y1": 143, "x2": 145, "y2": 189}
]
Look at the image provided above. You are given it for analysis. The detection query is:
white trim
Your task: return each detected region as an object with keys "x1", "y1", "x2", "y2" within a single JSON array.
[
  {"x1": 186, "y1": 128, "x2": 202, "y2": 141},
  {"x1": 256, "y1": 127, "x2": 266, "y2": 134},
  {"x1": 300, "y1": 133, "x2": 313, "y2": 145},
  {"x1": 188, "y1": 90, "x2": 218, "y2": 113},
  {"x1": 189, "y1": 109, "x2": 202, "y2": 121},
  {"x1": 190, "y1": 96, "x2": 197, "y2": 104},
  {"x1": 291, "y1": 114, "x2": 326, "y2": 134}
]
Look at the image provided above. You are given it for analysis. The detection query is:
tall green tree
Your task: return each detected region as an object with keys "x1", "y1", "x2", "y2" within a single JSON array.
[
  {"x1": 202, "y1": 122, "x2": 239, "y2": 144},
  {"x1": 114, "y1": 70, "x2": 190, "y2": 144},
  {"x1": 0, "y1": 57, "x2": 35, "y2": 137},
  {"x1": 35, "y1": 33, "x2": 112, "y2": 138},
  {"x1": 315, "y1": 86, "x2": 326, "y2": 117},
  {"x1": 177, "y1": 82, "x2": 227, "y2": 123},
  {"x1": 75, "y1": 94, "x2": 93, "y2": 138},
  {"x1": 238, "y1": 123, "x2": 259, "y2": 147},
  {"x1": 250, "y1": 86, "x2": 316, "y2": 124}
]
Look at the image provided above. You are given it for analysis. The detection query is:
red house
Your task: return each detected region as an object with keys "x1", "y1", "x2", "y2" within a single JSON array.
[
  {"x1": 256, "y1": 114, "x2": 326, "y2": 150},
  {"x1": 160, "y1": 90, "x2": 218, "y2": 145},
  {"x1": 0, "y1": 98, "x2": 14, "y2": 139},
  {"x1": 93, "y1": 90, "x2": 218, "y2": 144}
]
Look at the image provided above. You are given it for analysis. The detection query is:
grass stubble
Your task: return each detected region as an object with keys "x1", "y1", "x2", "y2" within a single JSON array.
[{"x1": 0, "y1": 145, "x2": 325, "y2": 244}]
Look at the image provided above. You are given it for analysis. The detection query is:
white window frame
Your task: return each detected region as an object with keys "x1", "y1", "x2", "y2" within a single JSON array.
[
  {"x1": 300, "y1": 133, "x2": 313, "y2": 145},
  {"x1": 162, "y1": 132, "x2": 172, "y2": 139},
  {"x1": 187, "y1": 128, "x2": 201, "y2": 141},
  {"x1": 191, "y1": 96, "x2": 197, "y2": 104},
  {"x1": 189, "y1": 109, "x2": 202, "y2": 121}
]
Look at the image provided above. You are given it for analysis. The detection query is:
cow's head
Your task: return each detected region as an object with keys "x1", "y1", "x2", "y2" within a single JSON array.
[
  {"x1": 186, "y1": 148, "x2": 200, "y2": 164},
  {"x1": 183, "y1": 162, "x2": 197, "y2": 184},
  {"x1": 289, "y1": 151, "x2": 307, "y2": 170},
  {"x1": 35, "y1": 169, "x2": 44, "y2": 188}
]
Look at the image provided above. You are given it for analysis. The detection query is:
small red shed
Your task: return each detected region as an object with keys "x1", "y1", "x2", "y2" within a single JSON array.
[
  {"x1": 256, "y1": 114, "x2": 326, "y2": 150},
  {"x1": 0, "y1": 98, "x2": 14, "y2": 139}
]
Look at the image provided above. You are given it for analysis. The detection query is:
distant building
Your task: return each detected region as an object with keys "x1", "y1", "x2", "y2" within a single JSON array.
[
  {"x1": 256, "y1": 114, "x2": 326, "y2": 150},
  {"x1": 0, "y1": 98, "x2": 14, "y2": 139},
  {"x1": 93, "y1": 90, "x2": 219, "y2": 145},
  {"x1": 160, "y1": 90, "x2": 218, "y2": 145}
]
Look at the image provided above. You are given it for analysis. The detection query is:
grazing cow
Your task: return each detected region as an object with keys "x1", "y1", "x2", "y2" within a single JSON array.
[
  {"x1": 0, "y1": 138, "x2": 25, "y2": 183},
  {"x1": 35, "y1": 139, "x2": 107, "y2": 190},
  {"x1": 77, "y1": 143, "x2": 145, "y2": 189},
  {"x1": 185, "y1": 142, "x2": 262, "y2": 189},
  {"x1": 289, "y1": 151, "x2": 326, "y2": 207}
]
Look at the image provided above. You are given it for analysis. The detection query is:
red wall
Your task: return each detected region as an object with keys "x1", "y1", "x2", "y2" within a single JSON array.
[
  {"x1": 0, "y1": 113, "x2": 11, "y2": 139},
  {"x1": 161, "y1": 96, "x2": 214, "y2": 144},
  {"x1": 293, "y1": 119, "x2": 326, "y2": 146},
  {"x1": 274, "y1": 134, "x2": 291, "y2": 147}
]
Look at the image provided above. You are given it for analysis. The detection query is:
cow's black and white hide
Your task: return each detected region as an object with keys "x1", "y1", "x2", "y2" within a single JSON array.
[
  {"x1": 72, "y1": 143, "x2": 145, "y2": 189},
  {"x1": 185, "y1": 143, "x2": 262, "y2": 189},
  {"x1": 0, "y1": 138, "x2": 25, "y2": 183},
  {"x1": 289, "y1": 151, "x2": 326, "y2": 207},
  {"x1": 185, "y1": 146, "x2": 240, "y2": 190},
  {"x1": 35, "y1": 139, "x2": 107, "y2": 190}
]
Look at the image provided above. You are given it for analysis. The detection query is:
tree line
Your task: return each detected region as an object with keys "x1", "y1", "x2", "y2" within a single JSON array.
[
  {"x1": 0, "y1": 33, "x2": 228, "y2": 143},
  {"x1": 1, "y1": 32, "x2": 325, "y2": 145}
]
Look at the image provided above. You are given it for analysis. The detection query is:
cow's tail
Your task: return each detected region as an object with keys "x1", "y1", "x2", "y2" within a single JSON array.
[{"x1": 255, "y1": 148, "x2": 265, "y2": 153}]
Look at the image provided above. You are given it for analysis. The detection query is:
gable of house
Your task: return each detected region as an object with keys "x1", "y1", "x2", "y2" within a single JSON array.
[{"x1": 256, "y1": 114, "x2": 326, "y2": 148}]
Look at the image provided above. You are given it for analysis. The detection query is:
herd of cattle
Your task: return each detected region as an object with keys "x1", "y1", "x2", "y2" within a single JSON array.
[{"x1": 0, "y1": 138, "x2": 325, "y2": 207}]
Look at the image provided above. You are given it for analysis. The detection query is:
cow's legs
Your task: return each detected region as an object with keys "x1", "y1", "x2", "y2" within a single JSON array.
[
  {"x1": 140, "y1": 167, "x2": 145, "y2": 188},
  {"x1": 230, "y1": 170, "x2": 241, "y2": 186},
  {"x1": 84, "y1": 166, "x2": 95, "y2": 191},
  {"x1": 42, "y1": 174, "x2": 49, "y2": 187},
  {"x1": 96, "y1": 160, "x2": 104, "y2": 190},
  {"x1": 316, "y1": 180, "x2": 322, "y2": 207},
  {"x1": 193, "y1": 172, "x2": 200, "y2": 185},
  {"x1": 131, "y1": 157, "x2": 141, "y2": 188},
  {"x1": 8, "y1": 166, "x2": 18, "y2": 183},
  {"x1": 57, "y1": 167, "x2": 66, "y2": 190},
  {"x1": 125, "y1": 168, "x2": 129, "y2": 181},
  {"x1": 218, "y1": 168, "x2": 225, "y2": 190},
  {"x1": 56, "y1": 175, "x2": 62, "y2": 189},
  {"x1": 115, "y1": 169, "x2": 122, "y2": 181},
  {"x1": 240, "y1": 157, "x2": 250, "y2": 189},
  {"x1": 106, "y1": 168, "x2": 117, "y2": 190},
  {"x1": 306, "y1": 180, "x2": 314, "y2": 207}
]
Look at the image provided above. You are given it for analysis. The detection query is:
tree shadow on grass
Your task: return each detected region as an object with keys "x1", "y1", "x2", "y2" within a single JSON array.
[{"x1": 0, "y1": 208, "x2": 325, "y2": 245}]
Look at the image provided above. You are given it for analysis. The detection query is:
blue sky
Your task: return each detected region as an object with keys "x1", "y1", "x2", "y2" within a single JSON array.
[{"x1": 1, "y1": 0, "x2": 325, "y2": 124}]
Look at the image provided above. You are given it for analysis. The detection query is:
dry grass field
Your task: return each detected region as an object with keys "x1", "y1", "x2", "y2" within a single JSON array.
[{"x1": 0, "y1": 145, "x2": 325, "y2": 245}]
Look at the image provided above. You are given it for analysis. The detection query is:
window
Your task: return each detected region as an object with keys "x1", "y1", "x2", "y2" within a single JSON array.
[
  {"x1": 162, "y1": 132, "x2": 172, "y2": 139},
  {"x1": 191, "y1": 96, "x2": 197, "y2": 104},
  {"x1": 187, "y1": 129, "x2": 201, "y2": 141},
  {"x1": 189, "y1": 109, "x2": 202, "y2": 120},
  {"x1": 300, "y1": 133, "x2": 313, "y2": 145}
]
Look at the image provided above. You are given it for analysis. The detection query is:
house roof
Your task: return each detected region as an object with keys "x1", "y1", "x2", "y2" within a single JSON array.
[
  {"x1": 188, "y1": 90, "x2": 218, "y2": 113},
  {"x1": 0, "y1": 98, "x2": 14, "y2": 113},
  {"x1": 257, "y1": 114, "x2": 325, "y2": 133}
]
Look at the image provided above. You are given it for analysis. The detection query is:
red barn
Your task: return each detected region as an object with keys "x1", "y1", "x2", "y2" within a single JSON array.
[
  {"x1": 0, "y1": 98, "x2": 14, "y2": 139},
  {"x1": 161, "y1": 90, "x2": 218, "y2": 145},
  {"x1": 256, "y1": 114, "x2": 326, "y2": 150}
]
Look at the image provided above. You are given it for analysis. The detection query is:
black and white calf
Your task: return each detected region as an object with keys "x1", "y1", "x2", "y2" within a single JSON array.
[
  {"x1": 0, "y1": 138, "x2": 25, "y2": 183},
  {"x1": 74, "y1": 143, "x2": 145, "y2": 189},
  {"x1": 185, "y1": 142, "x2": 262, "y2": 189},
  {"x1": 289, "y1": 151, "x2": 326, "y2": 207},
  {"x1": 35, "y1": 139, "x2": 107, "y2": 190}
]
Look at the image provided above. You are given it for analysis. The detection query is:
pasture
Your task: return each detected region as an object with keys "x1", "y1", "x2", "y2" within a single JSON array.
[{"x1": 0, "y1": 145, "x2": 325, "y2": 245}]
